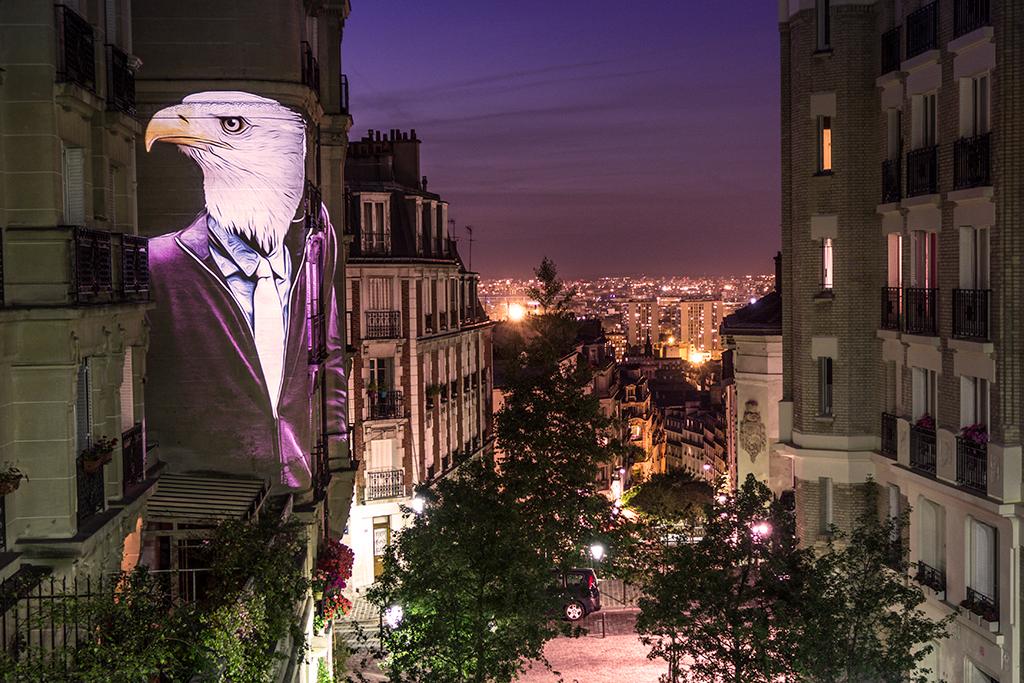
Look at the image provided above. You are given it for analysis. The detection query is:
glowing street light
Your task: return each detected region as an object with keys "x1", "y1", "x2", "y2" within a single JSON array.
[
  {"x1": 750, "y1": 521, "x2": 772, "y2": 538},
  {"x1": 702, "y1": 462, "x2": 712, "y2": 473},
  {"x1": 589, "y1": 543, "x2": 606, "y2": 563},
  {"x1": 383, "y1": 605, "x2": 404, "y2": 629},
  {"x1": 507, "y1": 302, "x2": 526, "y2": 322},
  {"x1": 410, "y1": 496, "x2": 425, "y2": 515}
]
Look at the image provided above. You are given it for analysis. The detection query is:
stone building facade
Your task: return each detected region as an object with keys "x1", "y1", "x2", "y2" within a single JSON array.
[{"x1": 778, "y1": 1, "x2": 1020, "y2": 680}]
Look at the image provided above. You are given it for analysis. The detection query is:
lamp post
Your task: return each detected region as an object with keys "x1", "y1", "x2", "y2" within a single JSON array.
[{"x1": 589, "y1": 542, "x2": 605, "y2": 569}]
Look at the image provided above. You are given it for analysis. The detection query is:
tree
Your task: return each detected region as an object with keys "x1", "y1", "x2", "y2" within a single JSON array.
[
  {"x1": 622, "y1": 469, "x2": 715, "y2": 526},
  {"x1": 525, "y1": 256, "x2": 576, "y2": 315},
  {"x1": 367, "y1": 457, "x2": 563, "y2": 683},
  {"x1": 797, "y1": 484, "x2": 954, "y2": 683},
  {"x1": 635, "y1": 475, "x2": 814, "y2": 683}
]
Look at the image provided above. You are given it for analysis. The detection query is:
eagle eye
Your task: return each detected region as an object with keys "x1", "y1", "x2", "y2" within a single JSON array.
[{"x1": 219, "y1": 117, "x2": 249, "y2": 135}]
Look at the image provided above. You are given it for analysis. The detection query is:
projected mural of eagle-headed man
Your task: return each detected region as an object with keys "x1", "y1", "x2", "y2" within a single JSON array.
[{"x1": 143, "y1": 91, "x2": 345, "y2": 490}]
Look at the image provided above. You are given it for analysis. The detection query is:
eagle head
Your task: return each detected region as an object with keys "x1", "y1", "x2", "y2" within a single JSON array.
[{"x1": 145, "y1": 91, "x2": 307, "y2": 256}]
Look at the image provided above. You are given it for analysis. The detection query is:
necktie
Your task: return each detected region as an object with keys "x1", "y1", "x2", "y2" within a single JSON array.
[{"x1": 253, "y1": 258, "x2": 285, "y2": 416}]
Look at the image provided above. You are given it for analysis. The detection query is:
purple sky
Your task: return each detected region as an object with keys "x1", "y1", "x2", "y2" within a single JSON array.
[{"x1": 344, "y1": 1, "x2": 781, "y2": 279}]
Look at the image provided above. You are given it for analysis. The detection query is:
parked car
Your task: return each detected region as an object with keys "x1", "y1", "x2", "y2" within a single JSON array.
[{"x1": 551, "y1": 568, "x2": 602, "y2": 621}]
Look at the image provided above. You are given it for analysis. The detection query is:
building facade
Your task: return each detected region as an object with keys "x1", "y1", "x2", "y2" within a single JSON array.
[
  {"x1": 344, "y1": 129, "x2": 494, "y2": 589},
  {"x1": 681, "y1": 299, "x2": 725, "y2": 361},
  {"x1": 625, "y1": 299, "x2": 660, "y2": 349},
  {"x1": 778, "y1": 1, "x2": 1017, "y2": 681}
]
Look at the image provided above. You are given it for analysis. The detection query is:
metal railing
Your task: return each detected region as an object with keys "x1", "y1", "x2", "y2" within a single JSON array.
[
  {"x1": 952, "y1": 288, "x2": 990, "y2": 340},
  {"x1": 76, "y1": 457, "x2": 105, "y2": 522},
  {"x1": 964, "y1": 586, "x2": 998, "y2": 622},
  {"x1": 365, "y1": 310, "x2": 401, "y2": 339},
  {"x1": 954, "y1": 133, "x2": 991, "y2": 189},
  {"x1": 304, "y1": 180, "x2": 324, "y2": 234},
  {"x1": 882, "y1": 157, "x2": 901, "y2": 203},
  {"x1": 105, "y1": 44, "x2": 135, "y2": 115},
  {"x1": 881, "y1": 287, "x2": 901, "y2": 330},
  {"x1": 914, "y1": 561, "x2": 946, "y2": 593},
  {"x1": 75, "y1": 227, "x2": 113, "y2": 303},
  {"x1": 121, "y1": 423, "x2": 145, "y2": 492},
  {"x1": 906, "y1": 1, "x2": 938, "y2": 59},
  {"x1": 120, "y1": 234, "x2": 149, "y2": 299},
  {"x1": 956, "y1": 436, "x2": 987, "y2": 494},
  {"x1": 300, "y1": 41, "x2": 320, "y2": 96},
  {"x1": 55, "y1": 5, "x2": 96, "y2": 92},
  {"x1": 368, "y1": 390, "x2": 403, "y2": 420},
  {"x1": 360, "y1": 231, "x2": 391, "y2": 256},
  {"x1": 904, "y1": 287, "x2": 938, "y2": 336},
  {"x1": 881, "y1": 412, "x2": 898, "y2": 458},
  {"x1": 909, "y1": 425, "x2": 937, "y2": 475},
  {"x1": 907, "y1": 146, "x2": 938, "y2": 197},
  {"x1": 339, "y1": 73, "x2": 350, "y2": 114},
  {"x1": 313, "y1": 442, "x2": 330, "y2": 501},
  {"x1": 955, "y1": 0, "x2": 990, "y2": 38},
  {"x1": 364, "y1": 468, "x2": 405, "y2": 501},
  {"x1": 423, "y1": 312, "x2": 434, "y2": 334},
  {"x1": 881, "y1": 27, "x2": 901, "y2": 75}
]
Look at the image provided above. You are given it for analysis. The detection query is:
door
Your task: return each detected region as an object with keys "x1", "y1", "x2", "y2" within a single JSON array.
[{"x1": 373, "y1": 516, "x2": 390, "y2": 578}]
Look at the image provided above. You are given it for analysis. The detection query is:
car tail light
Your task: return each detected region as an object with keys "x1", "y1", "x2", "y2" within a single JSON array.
[{"x1": 588, "y1": 574, "x2": 596, "y2": 589}]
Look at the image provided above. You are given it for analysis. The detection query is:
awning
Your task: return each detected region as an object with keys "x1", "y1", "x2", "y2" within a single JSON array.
[{"x1": 145, "y1": 473, "x2": 269, "y2": 525}]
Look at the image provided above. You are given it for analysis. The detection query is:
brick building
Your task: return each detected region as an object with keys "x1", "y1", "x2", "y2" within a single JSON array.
[
  {"x1": 343, "y1": 129, "x2": 493, "y2": 588},
  {"x1": 777, "y1": 1, "x2": 1017, "y2": 680}
]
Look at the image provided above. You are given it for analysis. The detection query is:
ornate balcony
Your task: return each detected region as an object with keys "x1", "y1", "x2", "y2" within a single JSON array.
[
  {"x1": 881, "y1": 287, "x2": 901, "y2": 330},
  {"x1": 364, "y1": 468, "x2": 405, "y2": 501},
  {"x1": 56, "y1": 5, "x2": 96, "y2": 92},
  {"x1": 365, "y1": 310, "x2": 402, "y2": 339},
  {"x1": 956, "y1": 436, "x2": 987, "y2": 495},
  {"x1": 880, "y1": 27, "x2": 900, "y2": 76},
  {"x1": 906, "y1": 1, "x2": 938, "y2": 59},
  {"x1": 300, "y1": 41, "x2": 320, "y2": 97},
  {"x1": 882, "y1": 158, "x2": 901, "y2": 203},
  {"x1": 880, "y1": 413, "x2": 898, "y2": 459},
  {"x1": 105, "y1": 44, "x2": 135, "y2": 116},
  {"x1": 914, "y1": 561, "x2": 946, "y2": 595},
  {"x1": 963, "y1": 586, "x2": 998, "y2": 623},
  {"x1": 76, "y1": 457, "x2": 105, "y2": 523},
  {"x1": 904, "y1": 287, "x2": 937, "y2": 336},
  {"x1": 954, "y1": 133, "x2": 991, "y2": 190},
  {"x1": 954, "y1": 0, "x2": 990, "y2": 38},
  {"x1": 368, "y1": 390, "x2": 403, "y2": 420},
  {"x1": 121, "y1": 423, "x2": 146, "y2": 494},
  {"x1": 906, "y1": 146, "x2": 938, "y2": 197},
  {"x1": 952, "y1": 288, "x2": 990, "y2": 341},
  {"x1": 909, "y1": 425, "x2": 937, "y2": 476}
]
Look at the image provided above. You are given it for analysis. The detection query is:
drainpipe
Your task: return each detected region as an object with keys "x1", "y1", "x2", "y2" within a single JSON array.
[{"x1": 1000, "y1": 503, "x2": 1021, "y2": 683}]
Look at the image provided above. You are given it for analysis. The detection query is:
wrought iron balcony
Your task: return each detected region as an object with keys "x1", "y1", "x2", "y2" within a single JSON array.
[
  {"x1": 56, "y1": 5, "x2": 96, "y2": 92},
  {"x1": 909, "y1": 425, "x2": 937, "y2": 475},
  {"x1": 121, "y1": 423, "x2": 145, "y2": 493},
  {"x1": 359, "y1": 231, "x2": 391, "y2": 256},
  {"x1": 365, "y1": 310, "x2": 402, "y2": 339},
  {"x1": 952, "y1": 288, "x2": 990, "y2": 340},
  {"x1": 955, "y1": 0, "x2": 990, "y2": 38},
  {"x1": 907, "y1": 146, "x2": 938, "y2": 197},
  {"x1": 339, "y1": 74, "x2": 350, "y2": 114},
  {"x1": 368, "y1": 389, "x2": 403, "y2": 420},
  {"x1": 313, "y1": 442, "x2": 330, "y2": 501},
  {"x1": 914, "y1": 561, "x2": 946, "y2": 594},
  {"x1": 904, "y1": 287, "x2": 938, "y2": 336},
  {"x1": 881, "y1": 287, "x2": 901, "y2": 330},
  {"x1": 105, "y1": 44, "x2": 135, "y2": 116},
  {"x1": 956, "y1": 436, "x2": 987, "y2": 495},
  {"x1": 364, "y1": 468, "x2": 405, "y2": 501},
  {"x1": 881, "y1": 27, "x2": 901, "y2": 76},
  {"x1": 881, "y1": 412, "x2": 898, "y2": 458},
  {"x1": 304, "y1": 180, "x2": 324, "y2": 234},
  {"x1": 882, "y1": 158, "x2": 901, "y2": 203},
  {"x1": 300, "y1": 41, "x2": 320, "y2": 96},
  {"x1": 906, "y1": 1, "x2": 938, "y2": 60},
  {"x1": 954, "y1": 133, "x2": 991, "y2": 190},
  {"x1": 963, "y1": 586, "x2": 998, "y2": 623},
  {"x1": 76, "y1": 457, "x2": 105, "y2": 523}
]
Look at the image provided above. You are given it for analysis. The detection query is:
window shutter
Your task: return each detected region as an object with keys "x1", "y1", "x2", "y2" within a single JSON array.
[
  {"x1": 105, "y1": 0, "x2": 118, "y2": 46},
  {"x1": 63, "y1": 146, "x2": 86, "y2": 226},
  {"x1": 120, "y1": 350, "x2": 134, "y2": 431},
  {"x1": 76, "y1": 361, "x2": 92, "y2": 453}
]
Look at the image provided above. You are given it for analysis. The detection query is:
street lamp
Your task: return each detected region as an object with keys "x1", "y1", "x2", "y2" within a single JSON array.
[
  {"x1": 383, "y1": 605, "x2": 404, "y2": 629},
  {"x1": 410, "y1": 496, "x2": 425, "y2": 515},
  {"x1": 750, "y1": 521, "x2": 772, "y2": 538},
  {"x1": 589, "y1": 543, "x2": 606, "y2": 563}
]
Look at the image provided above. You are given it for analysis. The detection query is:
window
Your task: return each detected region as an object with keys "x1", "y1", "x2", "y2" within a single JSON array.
[
  {"x1": 120, "y1": 349, "x2": 134, "y2": 431},
  {"x1": 817, "y1": 116, "x2": 833, "y2": 173},
  {"x1": 967, "y1": 661, "x2": 999, "y2": 683},
  {"x1": 886, "y1": 109, "x2": 902, "y2": 161},
  {"x1": 911, "y1": 230, "x2": 937, "y2": 289},
  {"x1": 368, "y1": 438, "x2": 398, "y2": 470},
  {"x1": 971, "y1": 74, "x2": 990, "y2": 136},
  {"x1": 887, "y1": 233, "x2": 903, "y2": 288},
  {"x1": 76, "y1": 361, "x2": 92, "y2": 453},
  {"x1": 360, "y1": 199, "x2": 389, "y2": 253},
  {"x1": 968, "y1": 518, "x2": 997, "y2": 602},
  {"x1": 887, "y1": 484, "x2": 901, "y2": 541},
  {"x1": 62, "y1": 144, "x2": 86, "y2": 225},
  {"x1": 368, "y1": 357, "x2": 393, "y2": 391},
  {"x1": 960, "y1": 376, "x2": 989, "y2": 429},
  {"x1": 960, "y1": 226, "x2": 990, "y2": 289},
  {"x1": 816, "y1": 0, "x2": 830, "y2": 50},
  {"x1": 912, "y1": 367, "x2": 937, "y2": 422},
  {"x1": 819, "y1": 356, "x2": 833, "y2": 416},
  {"x1": 918, "y1": 497, "x2": 945, "y2": 571},
  {"x1": 819, "y1": 476, "x2": 833, "y2": 534},
  {"x1": 913, "y1": 93, "x2": 938, "y2": 149},
  {"x1": 821, "y1": 238, "x2": 834, "y2": 290},
  {"x1": 365, "y1": 277, "x2": 392, "y2": 311}
]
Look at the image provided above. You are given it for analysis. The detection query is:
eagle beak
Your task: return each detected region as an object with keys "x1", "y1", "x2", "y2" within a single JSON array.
[{"x1": 145, "y1": 105, "x2": 226, "y2": 152}]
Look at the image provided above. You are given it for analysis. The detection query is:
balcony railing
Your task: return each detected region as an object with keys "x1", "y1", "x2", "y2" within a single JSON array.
[
  {"x1": 364, "y1": 468, "x2": 405, "y2": 501},
  {"x1": 368, "y1": 390, "x2": 403, "y2": 420},
  {"x1": 360, "y1": 231, "x2": 391, "y2": 256},
  {"x1": 76, "y1": 457, "x2": 105, "y2": 523},
  {"x1": 300, "y1": 41, "x2": 320, "y2": 97},
  {"x1": 121, "y1": 423, "x2": 145, "y2": 493},
  {"x1": 56, "y1": 5, "x2": 96, "y2": 92},
  {"x1": 423, "y1": 313, "x2": 434, "y2": 334},
  {"x1": 881, "y1": 27, "x2": 901, "y2": 75},
  {"x1": 964, "y1": 586, "x2": 998, "y2": 622},
  {"x1": 906, "y1": 1, "x2": 938, "y2": 59},
  {"x1": 907, "y1": 146, "x2": 938, "y2": 197},
  {"x1": 952, "y1": 288, "x2": 990, "y2": 340},
  {"x1": 904, "y1": 287, "x2": 938, "y2": 336},
  {"x1": 882, "y1": 158, "x2": 901, "y2": 203},
  {"x1": 881, "y1": 412, "x2": 898, "y2": 458},
  {"x1": 914, "y1": 561, "x2": 946, "y2": 594},
  {"x1": 105, "y1": 44, "x2": 135, "y2": 116},
  {"x1": 120, "y1": 234, "x2": 149, "y2": 300},
  {"x1": 909, "y1": 425, "x2": 937, "y2": 475},
  {"x1": 954, "y1": 133, "x2": 991, "y2": 189},
  {"x1": 955, "y1": 0, "x2": 990, "y2": 38},
  {"x1": 313, "y1": 442, "x2": 330, "y2": 501},
  {"x1": 339, "y1": 73, "x2": 350, "y2": 114},
  {"x1": 304, "y1": 180, "x2": 324, "y2": 234},
  {"x1": 956, "y1": 436, "x2": 987, "y2": 494},
  {"x1": 365, "y1": 310, "x2": 401, "y2": 339},
  {"x1": 881, "y1": 287, "x2": 902, "y2": 330}
]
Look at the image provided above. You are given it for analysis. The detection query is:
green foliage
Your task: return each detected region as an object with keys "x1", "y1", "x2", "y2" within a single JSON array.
[
  {"x1": 525, "y1": 256, "x2": 576, "y2": 315},
  {"x1": 621, "y1": 469, "x2": 714, "y2": 525},
  {"x1": 796, "y1": 483, "x2": 954, "y2": 683}
]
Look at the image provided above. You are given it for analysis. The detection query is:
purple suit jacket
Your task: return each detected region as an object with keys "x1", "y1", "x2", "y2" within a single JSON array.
[{"x1": 146, "y1": 210, "x2": 346, "y2": 490}]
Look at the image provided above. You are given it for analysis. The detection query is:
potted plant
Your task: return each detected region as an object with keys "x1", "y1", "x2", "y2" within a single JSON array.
[
  {"x1": 915, "y1": 414, "x2": 935, "y2": 431},
  {"x1": 80, "y1": 436, "x2": 117, "y2": 473},
  {"x1": 0, "y1": 465, "x2": 27, "y2": 496},
  {"x1": 961, "y1": 423, "x2": 988, "y2": 446}
]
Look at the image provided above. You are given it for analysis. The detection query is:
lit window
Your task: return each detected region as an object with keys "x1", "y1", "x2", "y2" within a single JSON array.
[
  {"x1": 819, "y1": 357, "x2": 833, "y2": 416},
  {"x1": 817, "y1": 116, "x2": 833, "y2": 173},
  {"x1": 816, "y1": 0, "x2": 831, "y2": 50},
  {"x1": 821, "y1": 238, "x2": 834, "y2": 291}
]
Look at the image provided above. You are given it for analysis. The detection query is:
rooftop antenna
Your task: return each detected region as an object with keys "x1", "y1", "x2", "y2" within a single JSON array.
[{"x1": 465, "y1": 225, "x2": 475, "y2": 271}]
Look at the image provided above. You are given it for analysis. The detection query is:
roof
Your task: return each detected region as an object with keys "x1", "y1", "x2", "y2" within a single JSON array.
[
  {"x1": 145, "y1": 473, "x2": 268, "y2": 524},
  {"x1": 720, "y1": 290, "x2": 782, "y2": 336}
]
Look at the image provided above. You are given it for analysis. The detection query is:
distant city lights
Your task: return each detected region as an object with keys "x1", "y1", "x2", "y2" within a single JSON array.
[{"x1": 750, "y1": 297, "x2": 757, "y2": 304}]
